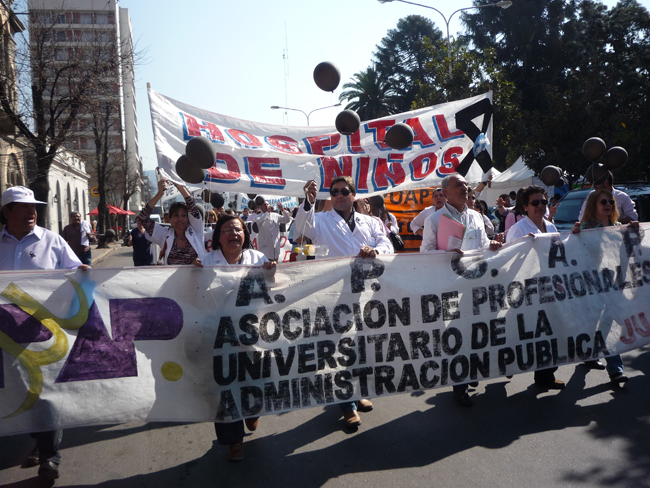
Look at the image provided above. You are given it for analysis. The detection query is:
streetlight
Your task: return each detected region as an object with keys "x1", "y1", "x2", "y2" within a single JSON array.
[
  {"x1": 270, "y1": 103, "x2": 342, "y2": 126},
  {"x1": 378, "y1": 0, "x2": 513, "y2": 74}
]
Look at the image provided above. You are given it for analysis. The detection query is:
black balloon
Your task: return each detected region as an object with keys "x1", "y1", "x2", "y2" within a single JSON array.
[
  {"x1": 368, "y1": 195, "x2": 385, "y2": 210},
  {"x1": 105, "y1": 229, "x2": 116, "y2": 239},
  {"x1": 254, "y1": 196, "x2": 265, "y2": 206},
  {"x1": 604, "y1": 146, "x2": 628, "y2": 170},
  {"x1": 540, "y1": 165, "x2": 562, "y2": 186},
  {"x1": 186, "y1": 136, "x2": 216, "y2": 169},
  {"x1": 335, "y1": 110, "x2": 360, "y2": 135},
  {"x1": 582, "y1": 137, "x2": 607, "y2": 162},
  {"x1": 586, "y1": 163, "x2": 609, "y2": 184},
  {"x1": 175, "y1": 155, "x2": 206, "y2": 184},
  {"x1": 210, "y1": 193, "x2": 225, "y2": 208},
  {"x1": 384, "y1": 123, "x2": 414, "y2": 150},
  {"x1": 313, "y1": 62, "x2": 341, "y2": 92},
  {"x1": 247, "y1": 200, "x2": 258, "y2": 211}
]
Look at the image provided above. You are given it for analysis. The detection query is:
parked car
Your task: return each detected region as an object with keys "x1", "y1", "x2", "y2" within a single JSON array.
[{"x1": 553, "y1": 183, "x2": 650, "y2": 232}]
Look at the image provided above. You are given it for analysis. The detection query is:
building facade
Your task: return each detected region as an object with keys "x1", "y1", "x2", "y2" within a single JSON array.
[
  {"x1": 0, "y1": 0, "x2": 29, "y2": 196},
  {"x1": 27, "y1": 0, "x2": 143, "y2": 216}
]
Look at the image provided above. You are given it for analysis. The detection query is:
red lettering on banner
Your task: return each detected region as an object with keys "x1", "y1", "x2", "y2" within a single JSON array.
[
  {"x1": 410, "y1": 152, "x2": 438, "y2": 180},
  {"x1": 304, "y1": 133, "x2": 341, "y2": 155},
  {"x1": 207, "y1": 153, "x2": 241, "y2": 182},
  {"x1": 437, "y1": 146, "x2": 463, "y2": 176},
  {"x1": 433, "y1": 114, "x2": 464, "y2": 141},
  {"x1": 366, "y1": 119, "x2": 395, "y2": 150},
  {"x1": 226, "y1": 129, "x2": 263, "y2": 149},
  {"x1": 405, "y1": 117, "x2": 436, "y2": 148},
  {"x1": 181, "y1": 114, "x2": 225, "y2": 143},
  {"x1": 266, "y1": 135, "x2": 303, "y2": 154},
  {"x1": 320, "y1": 156, "x2": 353, "y2": 190},
  {"x1": 357, "y1": 156, "x2": 370, "y2": 192},
  {"x1": 373, "y1": 155, "x2": 406, "y2": 190},
  {"x1": 347, "y1": 131, "x2": 364, "y2": 154},
  {"x1": 245, "y1": 157, "x2": 286, "y2": 189}
]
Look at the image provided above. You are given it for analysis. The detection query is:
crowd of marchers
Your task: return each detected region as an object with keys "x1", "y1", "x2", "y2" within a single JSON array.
[{"x1": 0, "y1": 168, "x2": 641, "y2": 475}]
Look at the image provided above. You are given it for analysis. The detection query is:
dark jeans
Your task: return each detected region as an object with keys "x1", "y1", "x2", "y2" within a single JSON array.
[
  {"x1": 30, "y1": 429, "x2": 62, "y2": 465},
  {"x1": 78, "y1": 249, "x2": 92, "y2": 266},
  {"x1": 214, "y1": 422, "x2": 245, "y2": 445}
]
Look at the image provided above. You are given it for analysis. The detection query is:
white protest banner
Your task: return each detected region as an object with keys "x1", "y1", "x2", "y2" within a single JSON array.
[
  {"x1": 1, "y1": 225, "x2": 648, "y2": 435},
  {"x1": 148, "y1": 87, "x2": 493, "y2": 199}
]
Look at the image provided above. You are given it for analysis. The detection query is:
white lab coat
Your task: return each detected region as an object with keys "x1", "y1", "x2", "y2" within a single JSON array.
[
  {"x1": 421, "y1": 203, "x2": 490, "y2": 252},
  {"x1": 255, "y1": 209, "x2": 292, "y2": 260},
  {"x1": 202, "y1": 248, "x2": 268, "y2": 266},
  {"x1": 505, "y1": 216, "x2": 557, "y2": 243},
  {"x1": 294, "y1": 202, "x2": 393, "y2": 257}
]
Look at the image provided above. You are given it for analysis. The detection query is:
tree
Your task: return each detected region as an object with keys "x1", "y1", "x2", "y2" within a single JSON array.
[
  {"x1": 414, "y1": 40, "x2": 524, "y2": 169},
  {"x1": 462, "y1": 0, "x2": 650, "y2": 181},
  {"x1": 0, "y1": 3, "x2": 140, "y2": 226},
  {"x1": 339, "y1": 67, "x2": 395, "y2": 120},
  {"x1": 373, "y1": 15, "x2": 443, "y2": 112}
]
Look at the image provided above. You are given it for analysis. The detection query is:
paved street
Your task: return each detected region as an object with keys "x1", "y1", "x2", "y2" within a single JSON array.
[{"x1": 1, "y1": 247, "x2": 650, "y2": 487}]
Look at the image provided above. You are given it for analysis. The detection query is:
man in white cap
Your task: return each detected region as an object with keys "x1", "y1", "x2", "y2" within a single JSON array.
[{"x1": 0, "y1": 186, "x2": 88, "y2": 481}]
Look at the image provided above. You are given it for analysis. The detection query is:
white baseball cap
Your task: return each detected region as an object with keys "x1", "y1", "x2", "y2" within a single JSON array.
[{"x1": 1, "y1": 186, "x2": 46, "y2": 206}]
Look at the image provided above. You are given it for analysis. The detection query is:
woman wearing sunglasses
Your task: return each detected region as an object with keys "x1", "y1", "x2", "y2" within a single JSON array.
[
  {"x1": 570, "y1": 188, "x2": 639, "y2": 385},
  {"x1": 506, "y1": 185, "x2": 565, "y2": 389}
]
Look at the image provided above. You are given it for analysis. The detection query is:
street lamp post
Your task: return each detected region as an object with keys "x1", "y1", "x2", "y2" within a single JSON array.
[
  {"x1": 378, "y1": 0, "x2": 513, "y2": 75},
  {"x1": 270, "y1": 103, "x2": 342, "y2": 126}
]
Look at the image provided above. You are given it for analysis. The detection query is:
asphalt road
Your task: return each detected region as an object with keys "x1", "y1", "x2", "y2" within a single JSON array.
[{"x1": 1, "y1": 247, "x2": 650, "y2": 487}]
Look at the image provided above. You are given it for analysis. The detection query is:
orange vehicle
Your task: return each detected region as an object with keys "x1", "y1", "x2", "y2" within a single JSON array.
[{"x1": 384, "y1": 188, "x2": 438, "y2": 253}]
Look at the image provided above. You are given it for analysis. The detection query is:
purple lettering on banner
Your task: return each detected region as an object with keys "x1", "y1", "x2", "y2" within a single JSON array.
[
  {"x1": 0, "y1": 304, "x2": 53, "y2": 389},
  {"x1": 56, "y1": 298, "x2": 183, "y2": 383}
]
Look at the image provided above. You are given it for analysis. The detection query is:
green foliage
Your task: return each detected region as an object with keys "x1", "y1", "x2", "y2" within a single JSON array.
[
  {"x1": 462, "y1": 0, "x2": 650, "y2": 181},
  {"x1": 339, "y1": 67, "x2": 395, "y2": 120},
  {"x1": 373, "y1": 15, "x2": 443, "y2": 113}
]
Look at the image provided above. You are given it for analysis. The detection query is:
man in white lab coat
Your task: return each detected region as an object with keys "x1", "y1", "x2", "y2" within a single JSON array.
[
  {"x1": 294, "y1": 176, "x2": 393, "y2": 428},
  {"x1": 420, "y1": 175, "x2": 502, "y2": 407},
  {"x1": 254, "y1": 199, "x2": 292, "y2": 261}
]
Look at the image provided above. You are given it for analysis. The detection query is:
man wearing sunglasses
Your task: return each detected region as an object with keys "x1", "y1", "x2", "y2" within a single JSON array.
[
  {"x1": 578, "y1": 171, "x2": 637, "y2": 224},
  {"x1": 421, "y1": 174, "x2": 502, "y2": 407},
  {"x1": 295, "y1": 176, "x2": 393, "y2": 428}
]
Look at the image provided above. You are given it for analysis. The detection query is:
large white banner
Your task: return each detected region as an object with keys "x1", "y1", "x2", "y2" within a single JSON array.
[
  {"x1": 1, "y1": 225, "x2": 648, "y2": 435},
  {"x1": 148, "y1": 88, "x2": 494, "y2": 198}
]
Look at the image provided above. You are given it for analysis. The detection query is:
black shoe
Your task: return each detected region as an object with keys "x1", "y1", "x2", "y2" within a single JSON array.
[
  {"x1": 610, "y1": 372, "x2": 629, "y2": 384},
  {"x1": 535, "y1": 379, "x2": 565, "y2": 390},
  {"x1": 22, "y1": 447, "x2": 39, "y2": 468},
  {"x1": 454, "y1": 391, "x2": 473, "y2": 407},
  {"x1": 585, "y1": 360, "x2": 606, "y2": 370},
  {"x1": 38, "y1": 461, "x2": 59, "y2": 480}
]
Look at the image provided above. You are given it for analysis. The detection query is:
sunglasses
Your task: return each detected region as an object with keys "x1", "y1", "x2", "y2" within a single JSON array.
[
  {"x1": 330, "y1": 188, "x2": 352, "y2": 197},
  {"x1": 599, "y1": 199, "x2": 615, "y2": 206},
  {"x1": 529, "y1": 199, "x2": 548, "y2": 207}
]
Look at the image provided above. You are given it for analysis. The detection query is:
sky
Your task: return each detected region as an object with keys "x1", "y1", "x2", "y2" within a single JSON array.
[{"x1": 116, "y1": 0, "x2": 650, "y2": 172}]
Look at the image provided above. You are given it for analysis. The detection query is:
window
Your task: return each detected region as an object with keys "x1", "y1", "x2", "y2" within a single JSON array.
[
  {"x1": 95, "y1": 14, "x2": 108, "y2": 25},
  {"x1": 80, "y1": 31, "x2": 93, "y2": 42},
  {"x1": 55, "y1": 48, "x2": 69, "y2": 61},
  {"x1": 54, "y1": 14, "x2": 66, "y2": 24},
  {"x1": 55, "y1": 30, "x2": 67, "y2": 41},
  {"x1": 80, "y1": 13, "x2": 92, "y2": 24}
]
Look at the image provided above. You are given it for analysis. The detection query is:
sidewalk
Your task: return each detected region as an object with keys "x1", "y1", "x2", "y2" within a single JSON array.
[{"x1": 92, "y1": 240, "x2": 123, "y2": 266}]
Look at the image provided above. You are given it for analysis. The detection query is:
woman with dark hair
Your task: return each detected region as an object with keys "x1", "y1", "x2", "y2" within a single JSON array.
[
  {"x1": 571, "y1": 189, "x2": 639, "y2": 385},
  {"x1": 506, "y1": 185, "x2": 564, "y2": 389},
  {"x1": 196, "y1": 214, "x2": 275, "y2": 461},
  {"x1": 199, "y1": 214, "x2": 276, "y2": 267},
  {"x1": 475, "y1": 199, "x2": 495, "y2": 237},
  {"x1": 506, "y1": 185, "x2": 557, "y2": 243},
  {"x1": 504, "y1": 188, "x2": 526, "y2": 235},
  {"x1": 140, "y1": 179, "x2": 206, "y2": 265}
]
